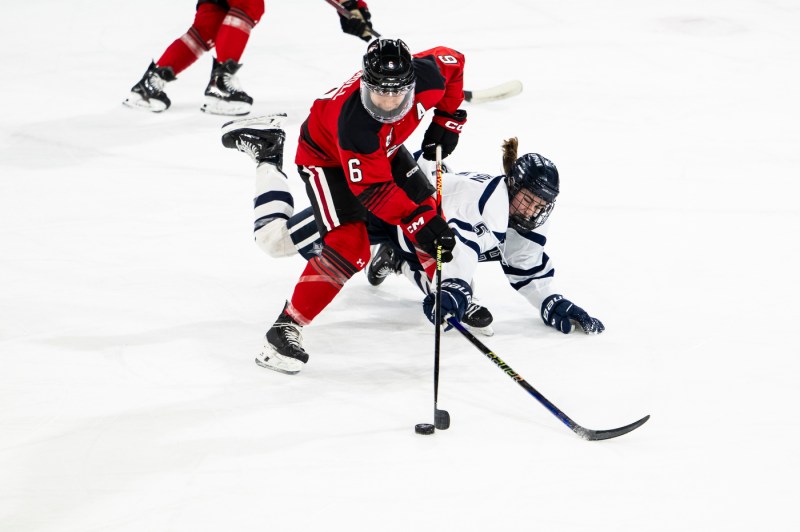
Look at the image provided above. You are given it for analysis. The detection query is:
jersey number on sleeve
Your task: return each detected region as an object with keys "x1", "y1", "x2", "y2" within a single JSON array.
[{"x1": 347, "y1": 158, "x2": 363, "y2": 183}]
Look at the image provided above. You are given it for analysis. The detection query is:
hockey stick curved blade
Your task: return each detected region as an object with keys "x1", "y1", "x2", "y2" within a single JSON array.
[
  {"x1": 464, "y1": 80, "x2": 523, "y2": 104},
  {"x1": 447, "y1": 317, "x2": 650, "y2": 441},
  {"x1": 572, "y1": 415, "x2": 650, "y2": 441}
]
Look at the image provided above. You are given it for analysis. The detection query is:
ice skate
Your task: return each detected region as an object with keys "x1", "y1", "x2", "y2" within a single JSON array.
[
  {"x1": 221, "y1": 113, "x2": 286, "y2": 168},
  {"x1": 201, "y1": 58, "x2": 253, "y2": 116},
  {"x1": 462, "y1": 302, "x2": 494, "y2": 336},
  {"x1": 366, "y1": 243, "x2": 402, "y2": 286},
  {"x1": 255, "y1": 310, "x2": 309, "y2": 375},
  {"x1": 123, "y1": 61, "x2": 176, "y2": 112}
]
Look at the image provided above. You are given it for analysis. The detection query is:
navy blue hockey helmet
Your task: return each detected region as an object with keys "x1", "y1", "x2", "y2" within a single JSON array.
[
  {"x1": 506, "y1": 153, "x2": 560, "y2": 231},
  {"x1": 360, "y1": 38, "x2": 416, "y2": 123}
]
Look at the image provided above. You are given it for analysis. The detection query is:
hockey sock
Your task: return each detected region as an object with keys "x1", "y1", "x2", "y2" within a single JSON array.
[
  {"x1": 214, "y1": 7, "x2": 260, "y2": 63},
  {"x1": 156, "y1": 30, "x2": 208, "y2": 75},
  {"x1": 285, "y1": 223, "x2": 369, "y2": 325},
  {"x1": 157, "y1": 4, "x2": 226, "y2": 75}
]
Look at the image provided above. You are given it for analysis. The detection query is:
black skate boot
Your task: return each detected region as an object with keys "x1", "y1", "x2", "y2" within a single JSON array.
[
  {"x1": 462, "y1": 303, "x2": 494, "y2": 336},
  {"x1": 201, "y1": 58, "x2": 253, "y2": 116},
  {"x1": 221, "y1": 113, "x2": 286, "y2": 169},
  {"x1": 366, "y1": 243, "x2": 402, "y2": 286},
  {"x1": 255, "y1": 305, "x2": 310, "y2": 375},
  {"x1": 123, "y1": 61, "x2": 176, "y2": 112}
]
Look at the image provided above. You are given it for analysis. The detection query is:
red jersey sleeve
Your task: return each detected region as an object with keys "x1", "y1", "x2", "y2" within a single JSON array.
[{"x1": 413, "y1": 46, "x2": 465, "y2": 115}]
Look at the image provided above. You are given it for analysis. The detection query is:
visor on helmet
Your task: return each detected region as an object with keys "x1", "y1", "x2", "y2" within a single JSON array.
[{"x1": 360, "y1": 80, "x2": 415, "y2": 124}]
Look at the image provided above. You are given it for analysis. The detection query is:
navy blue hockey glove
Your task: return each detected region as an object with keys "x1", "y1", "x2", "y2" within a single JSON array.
[
  {"x1": 423, "y1": 279, "x2": 472, "y2": 326},
  {"x1": 338, "y1": 0, "x2": 373, "y2": 42},
  {"x1": 421, "y1": 109, "x2": 467, "y2": 160},
  {"x1": 541, "y1": 294, "x2": 605, "y2": 334},
  {"x1": 401, "y1": 206, "x2": 456, "y2": 262}
]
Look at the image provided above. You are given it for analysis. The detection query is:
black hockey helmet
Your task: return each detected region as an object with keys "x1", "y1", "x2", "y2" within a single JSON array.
[
  {"x1": 360, "y1": 38, "x2": 416, "y2": 123},
  {"x1": 506, "y1": 153, "x2": 560, "y2": 231}
]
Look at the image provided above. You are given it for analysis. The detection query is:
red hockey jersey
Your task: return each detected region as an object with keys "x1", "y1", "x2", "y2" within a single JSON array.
[{"x1": 295, "y1": 46, "x2": 465, "y2": 226}]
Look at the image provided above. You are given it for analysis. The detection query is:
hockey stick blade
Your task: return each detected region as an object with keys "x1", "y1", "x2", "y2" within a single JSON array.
[
  {"x1": 434, "y1": 408, "x2": 450, "y2": 430},
  {"x1": 574, "y1": 415, "x2": 650, "y2": 441},
  {"x1": 447, "y1": 317, "x2": 650, "y2": 441},
  {"x1": 464, "y1": 80, "x2": 523, "y2": 104}
]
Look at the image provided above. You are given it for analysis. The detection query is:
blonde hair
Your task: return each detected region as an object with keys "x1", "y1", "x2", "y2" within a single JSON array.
[{"x1": 501, "y1": 137, "x2": 519, "y2": 176}]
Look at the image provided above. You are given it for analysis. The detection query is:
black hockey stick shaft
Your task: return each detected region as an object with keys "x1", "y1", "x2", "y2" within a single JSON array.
[
  {"x1": 432, "y1": 145, "x2": 449, "y2": 430},
  {"x1": 446, "y1": 318, "x2": 649, "y2": 440},
  {"x1": 322, "y1": 0, "x2": 382, "y2": 38}
]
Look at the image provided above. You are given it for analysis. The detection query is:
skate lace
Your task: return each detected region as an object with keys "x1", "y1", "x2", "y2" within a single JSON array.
[
  {"x1": 147, "y1": 73, "x2": 166, "y2": 92},
  {"x1": 280, "y1": 323, "x2": 303, "y2": 348},
  {"x1": 376, "y1": 262, "x2": 395, "y2": 277},
  {"x1": 235, "y1": 139, "x2": 260, "y2": 161},
  {"x1": 373, "y1": 248, "x2": 399, "y2": 277},
  {"x1": 223, "y1": 73, "x2": 244, "y2": 93}
]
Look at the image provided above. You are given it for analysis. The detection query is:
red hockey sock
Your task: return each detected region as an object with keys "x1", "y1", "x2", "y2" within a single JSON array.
[
  {"x1": 214, "y1": 8, "x2": 257, "y2": 62},
  {"x1": 156, "y1": 33, "x2": 205, "y2": 75},
  {"x1": 156, "y1": 4, "x2": 226, "y2": 75},
  {"x1": 285, "y1": 223, "x2": 370, "y2": 325}
]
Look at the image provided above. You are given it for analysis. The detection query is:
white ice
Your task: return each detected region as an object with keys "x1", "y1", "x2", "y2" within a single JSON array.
[{"x1": 2, "y1": 1, "x2": 799, "y2": 530}]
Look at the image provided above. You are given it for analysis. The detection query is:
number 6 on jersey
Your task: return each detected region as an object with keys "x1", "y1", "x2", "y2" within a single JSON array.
[{"x1": 347, "y1": 158, "x2": 363, "y2": 182}]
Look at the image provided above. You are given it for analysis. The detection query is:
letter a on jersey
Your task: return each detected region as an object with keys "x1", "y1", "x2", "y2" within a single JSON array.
[{"x1": 416, "y1": 102, "x2": 427, "y2": 120}]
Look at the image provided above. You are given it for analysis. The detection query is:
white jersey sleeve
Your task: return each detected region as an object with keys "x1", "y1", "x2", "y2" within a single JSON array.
[{"x1": 501, "y1": 220, "x2": 556, "y2": 310}]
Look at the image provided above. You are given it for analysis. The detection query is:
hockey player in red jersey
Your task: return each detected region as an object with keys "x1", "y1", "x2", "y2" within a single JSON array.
[
  {"x1": 123, "y1": 0, "x2": 375, "y2": 116},
  {"x1": 255, "y1": 38, "x2": 467, "y2": 374}
]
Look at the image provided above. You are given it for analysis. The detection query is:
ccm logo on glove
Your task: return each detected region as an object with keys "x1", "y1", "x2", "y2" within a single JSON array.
[
  {"x1": 400, "y1": 206, "x2": 456, "y2": 262},
  {"x1": 405, "y1": 216, "x2": 425, "y2": 234}
]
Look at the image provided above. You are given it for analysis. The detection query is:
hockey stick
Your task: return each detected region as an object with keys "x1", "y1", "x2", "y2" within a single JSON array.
[
  {"x1": 323, "y1": 0, "x2": 382, "y2": 38},
  {"x1": 464, "y1": 80, "x2": 523, "y2": 104},
  {"x1": 446, "y1": 317, "x2": 650, "y2": 440},
  {"x1": 432, "y1": 144, "x2": 450, "y2": 430}
]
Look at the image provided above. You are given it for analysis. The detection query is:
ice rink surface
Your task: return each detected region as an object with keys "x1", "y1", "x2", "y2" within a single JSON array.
[{"x1": 1, "y1": 1, "x2": 798, "y2": 530}]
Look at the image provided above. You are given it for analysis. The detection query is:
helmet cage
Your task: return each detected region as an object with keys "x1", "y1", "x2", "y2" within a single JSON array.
[
  {"x1": 506, "y1": 153, "x2": 560, "y2": 232},
  {"x1": 509, "y1": 194, "x2": 555, "y2": 231}
]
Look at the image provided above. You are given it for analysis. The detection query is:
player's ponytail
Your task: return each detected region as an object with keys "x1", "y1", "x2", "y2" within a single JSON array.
[{"x1": 502, "y1": 137, "x2": 519, "y2": 176}]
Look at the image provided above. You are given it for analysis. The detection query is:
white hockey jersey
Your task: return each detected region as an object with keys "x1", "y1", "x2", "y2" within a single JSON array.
[{"x1": 398, "y1": 159, "x2": 557, "y2": 311}]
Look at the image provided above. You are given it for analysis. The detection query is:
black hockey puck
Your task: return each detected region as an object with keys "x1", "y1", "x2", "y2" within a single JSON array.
[{"x1": 414, "y1": 423, "x2": 435, "y2": 435}]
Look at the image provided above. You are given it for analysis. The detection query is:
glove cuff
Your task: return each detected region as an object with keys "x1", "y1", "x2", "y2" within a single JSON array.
[
  {"x1": 432, "y1": 109, "x2": 467, "y2": 133},
  {"x1": 541, "y1": 294, "x2": 564, "y2": 324},
  {"x1": 400, "y1": 204, "x2": 434, "y2": 226}
]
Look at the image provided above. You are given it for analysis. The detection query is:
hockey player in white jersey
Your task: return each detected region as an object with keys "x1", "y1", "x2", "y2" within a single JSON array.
[
  {"x1": 365, "y1": 137, "x2": 604, "y2": 336},
  {"x1": 221, "y1": 115, "x2": 602, "y2": 373}
]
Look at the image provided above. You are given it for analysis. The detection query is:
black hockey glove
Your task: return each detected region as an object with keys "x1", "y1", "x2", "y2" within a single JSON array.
[
  {"x1": 541, "y1": 294, "x2": 605, "y2": 334},
  {"x1": 423, "y1": 279, "x2": 473, "y2": 326},
  {"x1": 421, "y1": 109, "x2": 467, "y2": 161},
  {"x1": 401, "y1": 206, "x2": 456, "y2": 262},
  {"x1": 338, "y1": 0, "x2": 373, "y2": 42}
]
